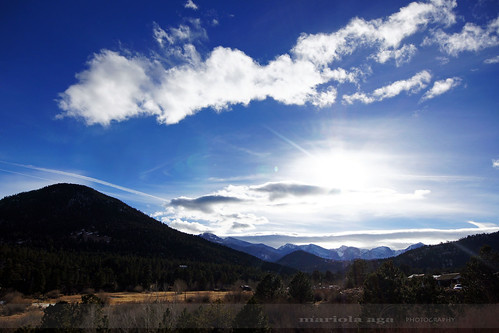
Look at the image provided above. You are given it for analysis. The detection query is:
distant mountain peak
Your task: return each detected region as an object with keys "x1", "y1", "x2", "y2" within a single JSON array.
[
  {"x1": 279, "y1": 243, "x2": 299, "y2": 249},
  {"x1": 200, "y1": 233, "x2": 427, "y2": 262},
  {"x1": 199, "y1": 232, "x2": 223, "y2": 243},
  {"x1": 406, "y1": 242, "x2": 425, "y2": 250}
]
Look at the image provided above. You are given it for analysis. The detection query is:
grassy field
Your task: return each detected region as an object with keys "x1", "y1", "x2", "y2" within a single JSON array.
[
  {"x1": 0, "y1": 290, "x2": 250, "y2": 328},
  {"x1": 47, "y1": 290, "x2": 235, "y2": 304}
]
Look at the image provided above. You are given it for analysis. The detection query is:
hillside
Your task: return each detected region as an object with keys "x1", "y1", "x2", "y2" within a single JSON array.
[
  {"x1": 276, "y1": 250, "x2": 348, "y2": 273},
  {"x1": 0, "y1": 183, "x2": 293, "y2": 293},
  {"x1": 393, "y1": 231, "x2": 499, "y2": 273},
  {"x1": 0, "y1": 184, "x2": 260, "y2": 264}
]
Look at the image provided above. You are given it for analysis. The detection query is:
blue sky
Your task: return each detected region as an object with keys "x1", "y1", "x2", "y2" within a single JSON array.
[{"x1": 1, "y1": 0, "x2": 499, "y2": 249}]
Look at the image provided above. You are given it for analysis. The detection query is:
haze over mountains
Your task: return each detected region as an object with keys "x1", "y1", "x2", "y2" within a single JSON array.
[{"x1": 199, "y1": 233, "x2": 425, "y2": 262}]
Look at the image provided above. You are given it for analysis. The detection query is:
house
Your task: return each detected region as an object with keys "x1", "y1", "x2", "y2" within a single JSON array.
[
  {"x1": 407, "y1": 273, "x2": 461, "y2": 288},
  {"x1": 433, "y1": 273, "x2": 461, "y2": 287},
  {"x1": 240, "y1": 285, "x2": 252, "y2": 291},
  {"x1": 407, "y1": 274, "x2": 425, "y2": 279}
]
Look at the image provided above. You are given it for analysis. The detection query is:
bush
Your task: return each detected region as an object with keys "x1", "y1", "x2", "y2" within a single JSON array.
[
  {"x1": 232, "y1": 297, "x2": 269, "y2": 332},
  {"x1": 45, "y1": 289, "x2": 61, "y2": 299},
  {"x1": 1, "y1": 291, "x2": 30, "y2": 315},
  {"x1": 224, "y1": 291, "x2": 252, "y2": 304}
]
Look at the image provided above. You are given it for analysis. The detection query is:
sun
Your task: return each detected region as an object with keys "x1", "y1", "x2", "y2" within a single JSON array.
[{"x1": 290, "y1": 151, "x2": 371, "y2": 190}]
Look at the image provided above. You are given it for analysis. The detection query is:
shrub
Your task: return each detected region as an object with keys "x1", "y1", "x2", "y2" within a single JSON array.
[{"x1": 1, "y1": 291, "x2": 30, "y2": 315}]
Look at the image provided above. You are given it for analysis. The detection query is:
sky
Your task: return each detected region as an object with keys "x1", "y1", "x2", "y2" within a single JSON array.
[{"x1": 1, "y1": 0, "x2": 499, "y2": 249}]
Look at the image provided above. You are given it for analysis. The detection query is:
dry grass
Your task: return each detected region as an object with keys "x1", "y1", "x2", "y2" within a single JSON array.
[
  {"x1": 0, "y1": 290, "x2": 242, "y2": 329},
  {"x1": 21, "y1": 290, "x2": 237, "y2": 305},
  {"x1": 0, "y1": 291, "x2": 32, "y2": 316},
  {"x1": 0, "y1": 307, "x2": 44, "y2": 328}
]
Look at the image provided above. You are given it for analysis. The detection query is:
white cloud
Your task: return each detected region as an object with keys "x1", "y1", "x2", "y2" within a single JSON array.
[
  {"x1": 58, "y1": 47, "x2": 335, "y2": 125},
  {"x1": 310, "y1": 86, "x2": 337, "y2": 107},
  {"x1": 155, "y1": 179, "x2": 453, "y2": 236},
  {"x1": 467, "y1": 220, "x2": 498, "y2": 229},
  {"x1": 493, "y1": 159, "x2": 499, "y2": 169},
  {"x1": 156, "y1": 173, "x2": 496, "y2": 243},
  {"x1": 342, "y1": 70, "x2": 432, "y2": 104},
  {"x1": 484, "y1": 55, "x2": 499, "y2": 64},
  {"x1": 184, "y1": 0, "x2": 198, "y2": 10},
  {"x1": 424, "y1": 15, "x2": 499, "y2": 56},
  {"x1": 152, "y1": 21, "x2": 206, "y2": 64},
  {"x1": 421, "y1": 77, "x2": 461, "y2": 101},
  {"x1": 292, "y1": 0, "x2": 456, "y2": 66},
  {"x1": 165, "y1": 219, "x2": 210, "y2": 234},
  {"x1": 58, "y1": 0, "x2": 463, "y2": 126},
  {"x1": 373, "y1": 44, "x2": 417, "y2": 66},
  {"x1": 57, "y1": 50, "x2": 155, "y2": 125}
]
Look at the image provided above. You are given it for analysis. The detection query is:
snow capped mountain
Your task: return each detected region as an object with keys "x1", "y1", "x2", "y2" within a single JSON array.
[
  {"x1": 200, "y1": 233, "x2": 425, "y2": 262},
  {"x1": 199, "y1": 232, "x2": 224, "y2": 243},
  {"x1": 299, "y1": 244, "x2": 340, "y2": 260},
  {"x1": 277, "y1": 243, "x2": 300, "y2": 256},
  {"x1": 404, "y1": 242, "x2": 425, "y2": 251}
]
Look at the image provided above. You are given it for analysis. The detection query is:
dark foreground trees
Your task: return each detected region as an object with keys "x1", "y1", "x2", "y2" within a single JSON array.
[
  {"x1": 461, "y1": 245, "x2": 499, "y2": 303},
  {"x1": 288, "y1": 271, "x2": 314, "y2": 303},
  {"x1": 361, "y1": 261, "x2": 405, "y2": 304},
  {"x1": 232, "y1": 297, "x2": 270, "y2": 332},
  {"x1": 254, "y1": 274, "x2": 284, "y2": 303}
]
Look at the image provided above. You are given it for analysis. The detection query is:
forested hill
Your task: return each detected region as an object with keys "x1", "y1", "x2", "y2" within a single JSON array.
[
  {"x1": 0, "y1": 184, "x2": 293, "y2": 293},
  {"x1": 0, "y1": 183, "x2": 259, "y2": 264},
  {"x1": 276, "y1": 250, "x2": 349, "y2": 273},
  {"x1": 393, "y1": 231, "x2": 499, "y2": 273}
]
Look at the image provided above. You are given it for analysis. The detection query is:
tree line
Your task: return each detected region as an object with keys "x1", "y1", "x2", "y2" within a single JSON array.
[{"x1": 0, "y1": 244, "x2": 267, "y2": 295}]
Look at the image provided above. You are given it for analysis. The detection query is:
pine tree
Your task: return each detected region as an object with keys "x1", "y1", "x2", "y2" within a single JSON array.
[{"x1": 288, "y1": 272, "x2": 314, "y2": 303}]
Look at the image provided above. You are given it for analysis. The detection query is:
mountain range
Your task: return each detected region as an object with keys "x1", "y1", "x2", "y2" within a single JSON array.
[
  {"x1": 1, "y1": 183, "x2": 498, "y2": 294},
  {"x1": 199, "y1": 232, "x2": 425, "y2": 262}
]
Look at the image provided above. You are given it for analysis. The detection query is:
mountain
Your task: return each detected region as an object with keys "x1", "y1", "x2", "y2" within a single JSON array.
[
  {"x1": 361, "y1": 246, "x2": 394, "y2": 260},
  {"x1": 276, "y1": 250, "x2": 348, "y2": 273},
  {"x1": 393, "y1": 232, "x2": 499, "y2": 273},
  {"x1": 403, "y1": 242, "x2": 425, "y2": 251},
  {"x1": 200, "y1": 233, "x2": 424, "y2": 262},
  {"x1": 0, "y1": 183, "x2": 256, "y2": 264},
  {"x1": 0, "y1": 184, "x2": 293, "y2": 294},
  {"x1": 199, "y1": 233, "x2": 281, "y2": 262}
]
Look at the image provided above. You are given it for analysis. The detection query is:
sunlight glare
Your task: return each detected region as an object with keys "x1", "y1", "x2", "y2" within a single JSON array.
[{"x1": 291, "y1": 151, "x2": 375, "y2": 190}]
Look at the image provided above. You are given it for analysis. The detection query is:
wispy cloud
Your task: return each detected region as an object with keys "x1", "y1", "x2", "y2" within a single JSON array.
[
  {"x1": 493, "y1": 159, "x2": 499, "y2": 169},
  {"x1": 0, "y1": 161, "x2": 167, "y2": 202},
  {"x1": 484, "y1": 55, "x2": 499, "y2": 64},
  {"x1": 184, "y1": 0, "x2": 198, "y2": 11},
  {"x1": 170, "y1": 195, "x2": 243, "y2": 213},
  {"x1": 292, "y1": 0, "x2": 455, "y2": 66},
  {"x1": 252, "y1": 182, "x2": 334, "y2": 200},
  {"x1": 424, "y1": 15, "x2": 499, "y2": 56},
  {"x1": 153, "y1": 19, "x2": 207, "y2": 48},
  {"x1": 57, "y1": 0, "x2": 465, "y2": 126},
  {"x1": 234, "y1": 221, "x2": 499, "y2": 249},
  {"x1": 342, "y1": 71, "x2": 432, "y2": 105},
  {"x1": 373, "y1": 44, "x2": 417, "y2": 67},
  {"x1": 421, "y1": 77, "x2": 461, "y2": 101}
]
